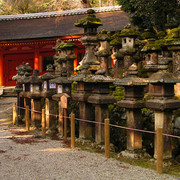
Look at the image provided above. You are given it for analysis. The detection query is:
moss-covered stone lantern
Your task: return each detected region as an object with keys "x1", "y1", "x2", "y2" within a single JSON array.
[
  {"x1": 140, "y1": 30, "x2": 161, "y2": 76},
  {"x1": 110, "y1": 32, "x2": 124, "y2": 78},
  {"x1": 87, "y1": 69, "x2": 116, "y2": 143},
  {"x1": 164, "y1": 26, "x2": 180, "y2": 96},
  {"x1": 19, "y1": 63, "x2": 33, "y2": 111},
  {"x1": 12, "y1": 62, "x2": 27, "y2": 124},
  {"x1": 50, "y1": 40, "x2": 76, "y2": 135},
  {"x1": 29, "y1": 69, "x2": 42, "y2": 128},
  {"x1": 119, "y1": 26, "x2": 137, "y2": 70},
  {"x1": 71, "y1": 9, "x2": 115, "y2": 143},
  {"x1": 146, "y1": 60, "x2": 180, "y2": 159},
  {"x1": 114, "y1": 63, "x2": 148, "y2": 151},
  {"x1": 57, "y1": 40, "x2": 77, "y2": 77},
  {"x1": 96, "y1": 30, "x2": 112, "y2": 76},
  {"x1": 41, "y1": 64, "x2": 57, "y2": 132},
  {"x1": 53, "y1": 39, "x2": 62, "y2": 75},
  {"x1": 74, "y1": 9, "x2": 102, "y2": 74}
]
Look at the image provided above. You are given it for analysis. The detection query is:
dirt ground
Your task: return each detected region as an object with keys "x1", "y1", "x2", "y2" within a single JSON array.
[{"x1": 0, "y1": 97, "x2": 178, "y2": 180}]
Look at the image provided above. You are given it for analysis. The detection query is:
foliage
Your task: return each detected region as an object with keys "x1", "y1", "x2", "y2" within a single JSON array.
[
  {"x1": 117, "y1": 0, "x2": 180, "y2": 31},
  {"x1": 109, "y1": 104, "x2": 127, "y2": 152},
  {"x1": 0, "y1": 0, "x2": 92, "y2": 15},
  {"x1": 0, "y1": 0, "x2": 55, "y2": 14}
]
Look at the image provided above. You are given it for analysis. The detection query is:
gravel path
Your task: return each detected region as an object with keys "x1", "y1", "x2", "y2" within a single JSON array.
[{"x1": 0, "y1": 97, "x2": 178, "y2": 180}]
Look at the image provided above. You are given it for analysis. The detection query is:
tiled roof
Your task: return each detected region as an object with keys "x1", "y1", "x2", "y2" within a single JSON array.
[
  {"x1": 0, "y1": 6, "x2": 130, "y2": 41},
  {"x1": 0, "y1": 6, "x2": 122, "y2": 21}
]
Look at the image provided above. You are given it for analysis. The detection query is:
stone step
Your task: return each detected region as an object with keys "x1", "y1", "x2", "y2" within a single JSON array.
[{"x1": 0, "y1": 86, "x2": 16, "y2": 97}]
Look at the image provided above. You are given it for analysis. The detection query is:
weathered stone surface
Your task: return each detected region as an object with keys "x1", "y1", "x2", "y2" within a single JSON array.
[{"x1": 146, "y1": 99, "x2": 180, "y2": 111}]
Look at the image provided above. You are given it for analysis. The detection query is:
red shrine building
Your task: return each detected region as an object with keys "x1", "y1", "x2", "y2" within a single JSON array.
[{"x1": 0, "y1": 6, "x2": 129, "y2": 86}]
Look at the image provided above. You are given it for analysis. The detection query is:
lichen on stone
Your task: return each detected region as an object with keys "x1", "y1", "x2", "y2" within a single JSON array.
[
  {"x1": 59, "y1": 41, "x2": 77, "y2": 50},
  {"x1": 164, "y1": 26, "x2": 180, "y2": 45},
  {"x1": 74, "y1": 9, "x2": 102, "y2": 27},
  {"x1": 120, "y1": 28, "x2": 137, "y2": 37},
  {"x1": 110, "y1": 32, "x2": 122, "y2": 46}
]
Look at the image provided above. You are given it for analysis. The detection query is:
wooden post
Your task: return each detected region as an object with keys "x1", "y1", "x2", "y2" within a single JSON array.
[
  {"x1": 58, "y1": 101, "x2": 63, "y2": 135},
  {"x1": 25, "y1": 106, "x2": 30, "y2": 131},
  {"x1": 157, "y1": 128, "x2": 163, "y2": 174},
  {"x1": 13, "y1": 103, "x2": 17, "y2": 125},
  {"x1": 71, "y1": 113, "x2": 75, "y2": 148},
  {"x1": 64, "y1": 108, "x2": 67, "y2": 141},
  {"x1": 105, "y1": 118, "x2": 110, "y2": 158},
  {"x1": 42, "y1": 109, "x2": 46, "y2": 136}
]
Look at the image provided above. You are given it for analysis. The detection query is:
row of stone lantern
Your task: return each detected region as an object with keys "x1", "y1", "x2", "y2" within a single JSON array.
[
  {"x1": 13, "y1": 9, "x2": 180, "y2": 160},
  {"x1": 70, "y1": 9, "x2": 116, "y2": 143},
  {"x1": 13, "y1": 39, "x2": 77, "y2": 134}
]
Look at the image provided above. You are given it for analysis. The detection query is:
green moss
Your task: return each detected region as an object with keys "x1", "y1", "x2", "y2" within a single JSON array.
[
  {"x1": 74, "y1": 10, "x2": 102, "y2": 27},
  {"x1": 87, "y1": 9, "x2": 95, "y2": 14},
  {"x1": 157, "y1": 31, "x2": 166, "y2": 39},
  {"x1": 140, "y1": 31, "x2": 156, "y2": 40},
  {"x1": 112, "y1": 86, "x2": 125, "y2": 101},
  {"x1": 120, "y1": 28, "x2": 137, "y2": 37},
  {"x1": 97, "y1": 29, "x2": 108, "y2": 35},
  {"x1": 141, "y1": 38, "x2": 162, "y2": 52},
  {"x1": 110, "y1": 32, "x2": 122, "y2": 46},
  {"x1": 141, "y1": 43, "x2": 161, "y2": 52},
  {"x1": 110, "y1": 38, "x2": 122, "y2": 46},
  {"x1": 164, "y1": 26, "x2": 180, "y2": 43},
  {"x1": 59, "y1": 42, "x2": 77, "y2": 50}
]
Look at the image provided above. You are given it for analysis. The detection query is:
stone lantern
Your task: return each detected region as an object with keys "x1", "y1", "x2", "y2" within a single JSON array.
[
  {"x1": 12, "y1": 62, "x2": 27, "y2": 124},
  {"x1": 146, "y1": 59, "x2": 180, "y2": 159},
  {"x1": 119, "y1": 26, "x2": 137, "y2": 70},
  {"x1": 96, "y1": 30, "x2": 112, "y2": 76},
  {"x1": 51, "y1": 40, "x2": 77, "y2": 135},
  {"x1": 165, "y1": 27, "x2": 180, "y2": 96},
  {"x1": 110, "y1": 32, "x2": 124, "y2": 78},
  {"x1": 53, "y1": 39, "x2": 62, "y2": 75},
  {"x1": 29, "y1": 69, "x2": 42, "y2": 128},
  {"x1": 87, "y1": 69, "x2": 116, "y2": 143},
  {"x1": 19, "y1": 63, "x2": 33, "y2": 117},
  {"x1": 51, "y1": 70, "x2": 72, "y2": 135},
  {"x1": 41, "y1": 64, "x2": 57, "y2": 132},
  {"x1": 141, "y1": 32, "x2": 161, "y2": 77},
  {"x1": 70, "y1": 9, "x2": 115, "y2": 143},
  {"x1": 114, "y1": 63, "x2": 148, "y2": 151}
]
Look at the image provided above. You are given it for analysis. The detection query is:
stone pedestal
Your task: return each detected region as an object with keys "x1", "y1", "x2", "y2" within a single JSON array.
[
  {"x1": 31, "y1": 99, "x2": 41, "y2": 128},
  {"x1": 126, "y1": 109, "x2": 142, "y2": 150},
  {"x1": 45, "y1": 98, "x2": 57, "y2": 131},
  {"x1": 95, "y1": 104, "x2": 109, "y2": 143},
  {"x1": 114, "y1": 64, "x2": 147, "y2": 151},
  {"x1": 146, "y1": 68, "x2": 180, "y2": 159},
  {"x1": 79, "y1": 102, "x2": 93, "y2": 139}
]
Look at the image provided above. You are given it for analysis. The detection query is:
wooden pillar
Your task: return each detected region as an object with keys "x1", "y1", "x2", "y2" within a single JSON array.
[
  {"x1": 0, "y1": 51, "x2": 4, "y2": 86},
  {"x1": 34, "y1": 47, "x2": 40, "y2": 70}
]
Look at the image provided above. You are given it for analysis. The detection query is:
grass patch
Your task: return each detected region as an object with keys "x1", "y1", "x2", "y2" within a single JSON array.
[{"x1": 75, "y1": 139, "x2": 180, "y2": 178}]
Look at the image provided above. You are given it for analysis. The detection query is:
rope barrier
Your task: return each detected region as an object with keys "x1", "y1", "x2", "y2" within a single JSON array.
[
  {"x1": 75, "y1": 117, "x2": 105, "y2": 125},
  {"x1": 109, "y1": 124, "x2": 156, "y2": 135},
  {"x1": 15, "y1": 104, "x2": 180, "y2": 139}
]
